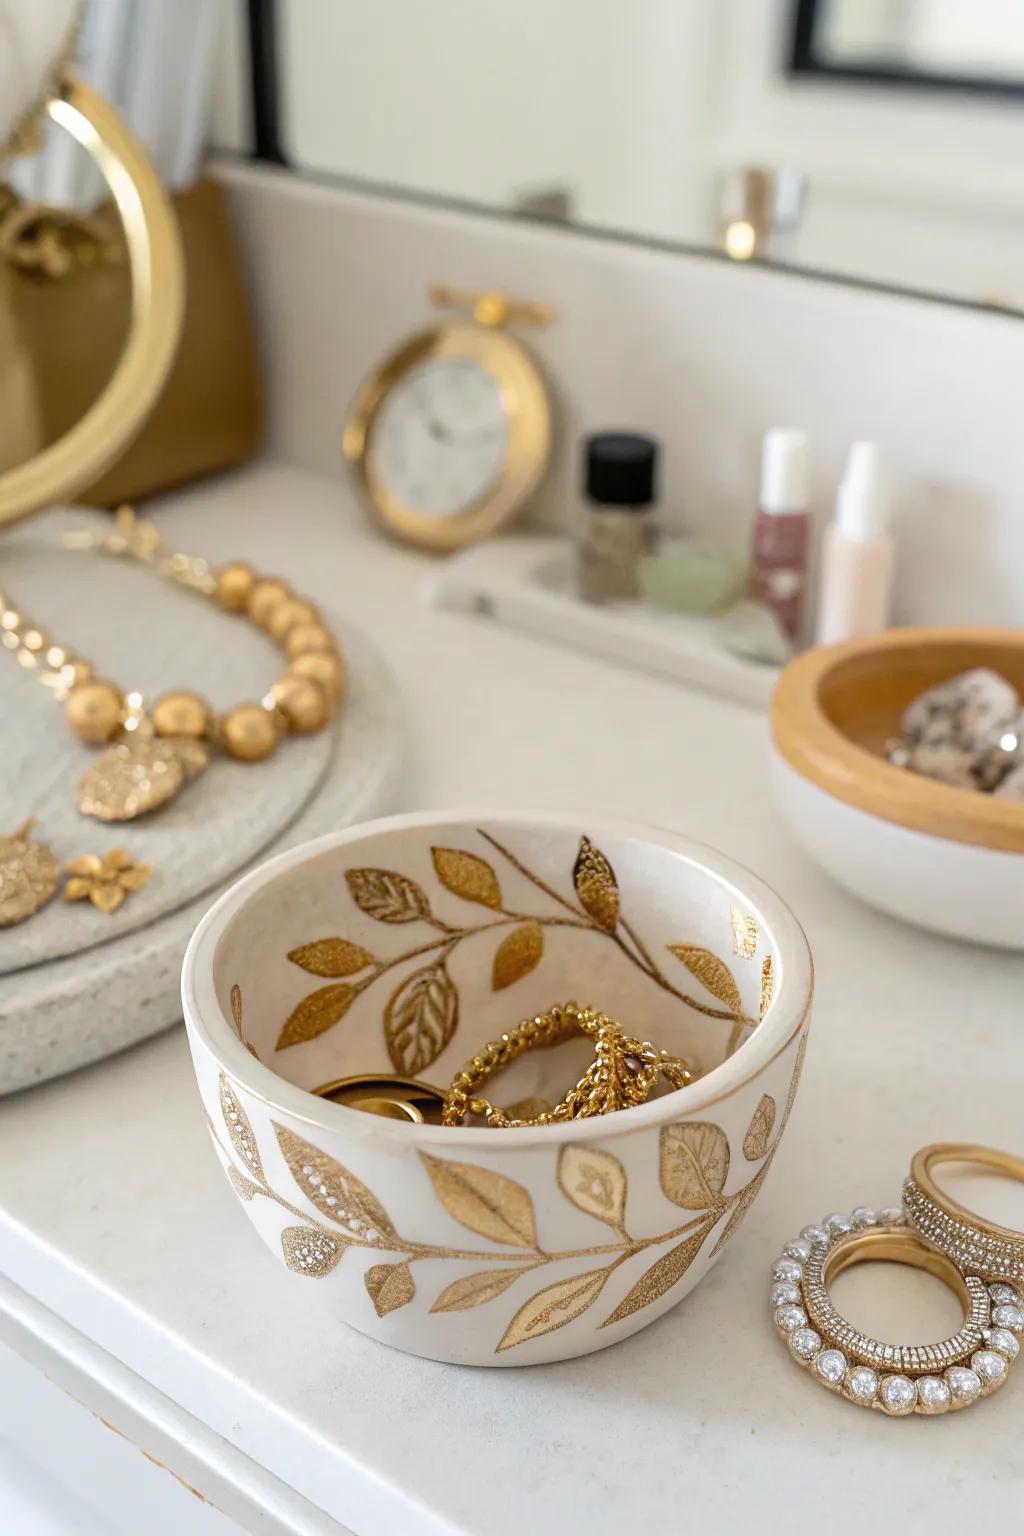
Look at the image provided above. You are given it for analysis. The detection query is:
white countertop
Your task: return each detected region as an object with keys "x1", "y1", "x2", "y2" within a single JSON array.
[{"x1": 2, "y1": 461, "x2": 1022, "y2": 1536}]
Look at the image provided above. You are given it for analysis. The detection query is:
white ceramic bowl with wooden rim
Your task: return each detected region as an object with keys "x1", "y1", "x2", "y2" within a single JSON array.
[
  {"x1": 181, "y1": 810, "x2": 812, "y2": 1366},
  {"x1": 771, "y1": 628, "x2": 1024, "y2": 948}
]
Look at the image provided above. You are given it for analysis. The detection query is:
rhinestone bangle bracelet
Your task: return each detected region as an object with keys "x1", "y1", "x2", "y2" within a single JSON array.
[
  {"x1": 903, "y1": 1143, "x2": 1024, "y2": 1286},
  {"x1": 771, "y1": 1207, "x2": 1022, "y2": 1417}
]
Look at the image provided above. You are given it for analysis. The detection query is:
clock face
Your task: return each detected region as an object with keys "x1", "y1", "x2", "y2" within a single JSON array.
[{"x1": 370, "y1": 358, "x2": 509, "y2": 518}]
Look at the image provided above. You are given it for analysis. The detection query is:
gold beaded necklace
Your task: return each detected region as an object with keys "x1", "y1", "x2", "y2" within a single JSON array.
[{"x1": 1, "y1": 507, "x2": 345, "y2": 822}]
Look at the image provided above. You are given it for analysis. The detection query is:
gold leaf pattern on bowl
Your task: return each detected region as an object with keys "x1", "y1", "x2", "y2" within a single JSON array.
[
  {"x1": 274, "y1": 831, "x2": 760, "y2": 1068},
  {"x1": 659, "y1": 1122, "x2": 731, "y2": 1210},
  {"x1": 365, "y1": 1261, "x2": 416, "y2": 1317},
  {"x1": 432, "y1": 846, "x2": 503, "y2": 909},
  {"x1": 572, "y1": 835, "x2": 620, "y2": 932},
  {"x1": 207, "y1": 1022, "x2": 808, "y2": 1352},
  {"x1": 491, "y1": 920, "x2": 543, "y2": 991},
  {"x1": 741, "y1": 1094, "x2": 777, "y2": 1161},
  {"x1": 730, "y1": 905, "x2": 759, "y2": 959}
]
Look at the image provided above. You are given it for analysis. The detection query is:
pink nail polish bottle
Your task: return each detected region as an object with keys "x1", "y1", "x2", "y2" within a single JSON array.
[{"x1": 748, "y1": 428, "x2": 811, "y2": 644}]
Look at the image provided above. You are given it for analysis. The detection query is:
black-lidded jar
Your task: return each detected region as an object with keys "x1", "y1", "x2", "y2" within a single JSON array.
[{"x1": 578, "y1": 432, "x2": 659, "y2": 602}]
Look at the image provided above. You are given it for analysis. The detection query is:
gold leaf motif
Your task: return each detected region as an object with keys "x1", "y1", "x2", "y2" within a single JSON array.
[
  {"x1": 742, "y1": 1094, "x2": 776, "y2": 1161},
  {"x1": 730, "y1": 905, "x2": 758, "y2": 959},
  {"x1": 287, "y1": 937, "x2": 375, "y2": 977},
  {"x1": 760, "y1": 955, "x2": 775, "y2": 1018},
  {"x1": 429, "y1": 1267, "x2": 525, "y2": 1313},
  {"x1": 710, "y1": 1162, "x2": 768, "y2": 1257},
  {"x1": 384, "y1": 964, "x2": 458, "y2": 1074},
  {"x1": 572, "y1": 836, "x2": 619, "y2": 932},
  {"x1": 345, "y1": 867, "x2": 431, "y2": 924},
  {"x1": 219, "y1": 1075, "x2": 263, "y2": 1182},
  {"x1": 274, "y1": 1123, "x2": 396, "y2": 1239},
  {"x1": 601, "y1": 1221, "x2": 714, "y2": 1327},
  {"x1": 276, "y1": 983, "x2": 356, "y2": 1050},
  {"x1": 364, "y1": 1261, "x2": 415, "y2": 1317},
  {"x1": 711, "y1": 1032, "x2": 808, "y2": 1258},
  {"x1": 226, "y1": 1164, "x2": 258, "y2": 1202},
  {"x1": 491, "y1": 920, "x2": 543, "y2": 991},
  {"x1": 659, "y1": 1122, "x2": 731, "y2": 1209},
  {"x1": 431, "y1": 847, "x2": 502, "y2": 909},
  {"x1": 667, "y1": 944, "x2": 742, "y2": 1014},
  {"x1": 557, "y1": 1145, "x2": 627, "y2": 1230},
  {"x1": 281, "y1": 1226, "x2": 344, "y2": 1278},
  {"x1": 76, "y1": 737, "x2": 185, "y2": 821},
  {"x1": 229, "y1": 983, "x2": 243, "y2": 1036},
  {"x1": 420, "y1": 1154, "x2": 537, "y2": 1247},
  {"x1": 496, "y1": 1267, "x2": 609, "y2": 1352}
]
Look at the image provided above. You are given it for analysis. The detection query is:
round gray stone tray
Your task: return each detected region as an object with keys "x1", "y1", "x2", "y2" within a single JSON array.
[{"x1": 0, "y1": 619, "x2": 404, "y2": 1095}]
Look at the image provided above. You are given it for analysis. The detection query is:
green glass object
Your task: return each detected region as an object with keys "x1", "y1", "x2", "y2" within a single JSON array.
[{"x1": 638, "y1": 536, "x2": 745, "y2": 616}]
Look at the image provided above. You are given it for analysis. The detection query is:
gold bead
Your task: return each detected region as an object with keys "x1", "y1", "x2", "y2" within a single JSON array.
[
  {"x1": 66, "y1": 679, "x2": 124, "y2": 744},
  {"x1": 221, "y1": 703, "x2": 280, "y2": 761},
  {"x1": 271, "y1": 675, "x2": 330, "y2": 734},
  {"x1": 247, "y1": 578, "x2": 291, "y2": 630},
  {"x1": 152, "y1": 689, "x2": 212, "y2": 740},
  {"x1": 216, "y1": 562, "x2": 254, "y2": 612},
  {"x1": 285, "y1": 623, "x2": 335, "y2": 660},
  {"x1": 288, "y1": 650, "x2": 346, "y2": 703},
  {"x1": 267, "y1": 597, "x2": 320, "y2": 644}
]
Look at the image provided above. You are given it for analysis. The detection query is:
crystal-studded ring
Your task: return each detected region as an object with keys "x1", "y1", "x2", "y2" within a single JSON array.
[
  {"x1": 903, "y1": 1143, "x2": 1024, "y2": 1288},
  {"x1": 771, "y1": 1207, "x2": 1022, "y2": 1416}
]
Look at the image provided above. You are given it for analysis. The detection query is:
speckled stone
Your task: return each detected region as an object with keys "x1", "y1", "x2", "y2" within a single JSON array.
[{"x1": 0, "y1": 513, "x2": 403, "y2": 1093}]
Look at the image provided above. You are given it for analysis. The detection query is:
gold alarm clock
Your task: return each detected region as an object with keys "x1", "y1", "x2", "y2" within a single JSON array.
[{"x1": 343, "y1": 286, "x2": 552, "y2": 552}]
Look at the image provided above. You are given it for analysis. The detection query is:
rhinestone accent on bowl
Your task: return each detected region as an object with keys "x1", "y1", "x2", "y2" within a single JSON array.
[
  {"x1": 988, "y1": 1284, "x2": 1022, "y2": 1306},
  {"x1": 851, "y1": 1207, "x2": 877, "y2": 1227},
  {"x1": 991, "y1": 1304, "x2": 1024, "y2": 1332},
  {"x1": 773, "y1": 1258, "x2": 802, "y2": 1284},
  {"x1": 785, "y1": 1239, "x2": 812, "y2": 1262},
  {"x1": 771, "y1": 1282, "x2": 801, "y2": 1309}
]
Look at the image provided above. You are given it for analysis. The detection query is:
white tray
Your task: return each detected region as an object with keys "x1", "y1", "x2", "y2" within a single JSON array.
[{"x1": 424, "y1": 536, "x2": 779, "y2": 708}]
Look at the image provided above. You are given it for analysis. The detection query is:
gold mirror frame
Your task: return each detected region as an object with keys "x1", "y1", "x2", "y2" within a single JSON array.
[{"x1": 0, "y1": 71, "x2": 184, "y2": 529}]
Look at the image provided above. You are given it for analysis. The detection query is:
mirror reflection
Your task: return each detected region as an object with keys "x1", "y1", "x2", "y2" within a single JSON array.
[{"x1": 262, "y1": 0, "x2": 1024, "y2": 312}]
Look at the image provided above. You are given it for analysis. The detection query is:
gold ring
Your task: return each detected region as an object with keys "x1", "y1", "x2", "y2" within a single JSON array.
[
  {"x1": 772, "y1": 1207, "x2": 1021, "y2": 1415},
  {"x1": 903, "y1": 1143, "x2": 1024, "y2": 1288}
]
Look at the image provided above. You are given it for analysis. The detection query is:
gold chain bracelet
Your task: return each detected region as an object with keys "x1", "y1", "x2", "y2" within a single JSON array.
[
  {"x1": 442, "y1": 1001, "x2": 698, "y2": 1127},
  {"x1": 1, "y1": 507, "x2": 346, "y2": 822}
]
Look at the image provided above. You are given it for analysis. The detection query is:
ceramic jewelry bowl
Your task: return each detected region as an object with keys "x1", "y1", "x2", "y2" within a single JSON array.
[
  {"x1": 182, "y1": 810, "x2": 812, "y2": 1366},
  {"x1": 771, "y1": 628, "x2": 1024, "y2": 948}
]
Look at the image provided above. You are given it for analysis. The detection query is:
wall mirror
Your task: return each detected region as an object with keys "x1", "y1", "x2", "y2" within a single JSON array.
[{"x1": 228, "y1": 0, "x2": 1024, "y2": 316}]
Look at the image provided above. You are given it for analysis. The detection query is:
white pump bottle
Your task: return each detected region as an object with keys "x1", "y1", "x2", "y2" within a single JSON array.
[{"x1": 815, "y1": 443, "x2": 894, "y2": 647}]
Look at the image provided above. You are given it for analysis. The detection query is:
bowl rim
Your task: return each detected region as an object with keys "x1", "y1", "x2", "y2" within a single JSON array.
[
  {"x1": 181, "y1": 809, "x2": 813, "y2": 1147},
  {"x1": 771, "y1": 626, "x2": 1024, "y2": 854}
]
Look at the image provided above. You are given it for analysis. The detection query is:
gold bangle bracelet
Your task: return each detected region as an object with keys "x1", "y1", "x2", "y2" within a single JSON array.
[
  {"x1": 772, "y1": 1208, "x2": 1021, "y2": 1415},
  {"x1": 903, "y1": 1143, "x2": 1024, "y2": 1289}
]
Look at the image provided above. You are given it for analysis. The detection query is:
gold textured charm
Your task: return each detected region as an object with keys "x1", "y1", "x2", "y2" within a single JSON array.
[
  {"x1": 64, "y1": 849, "x2": 152, "y2": 914},
  {"x1": 0, "y1": 820, "x2": 59, "y2": 927},
  {"x1": 75, "y1": 735, "x2": 200, "y2": 821}
]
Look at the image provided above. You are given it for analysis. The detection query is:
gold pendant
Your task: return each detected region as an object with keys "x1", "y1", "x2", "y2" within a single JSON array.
[
  {"x1": 0, "y1": 819, "x2": 59, "y2": 927},
  {"x1": 76, "y1": 734, "x2": 209, "y2": 822}
]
